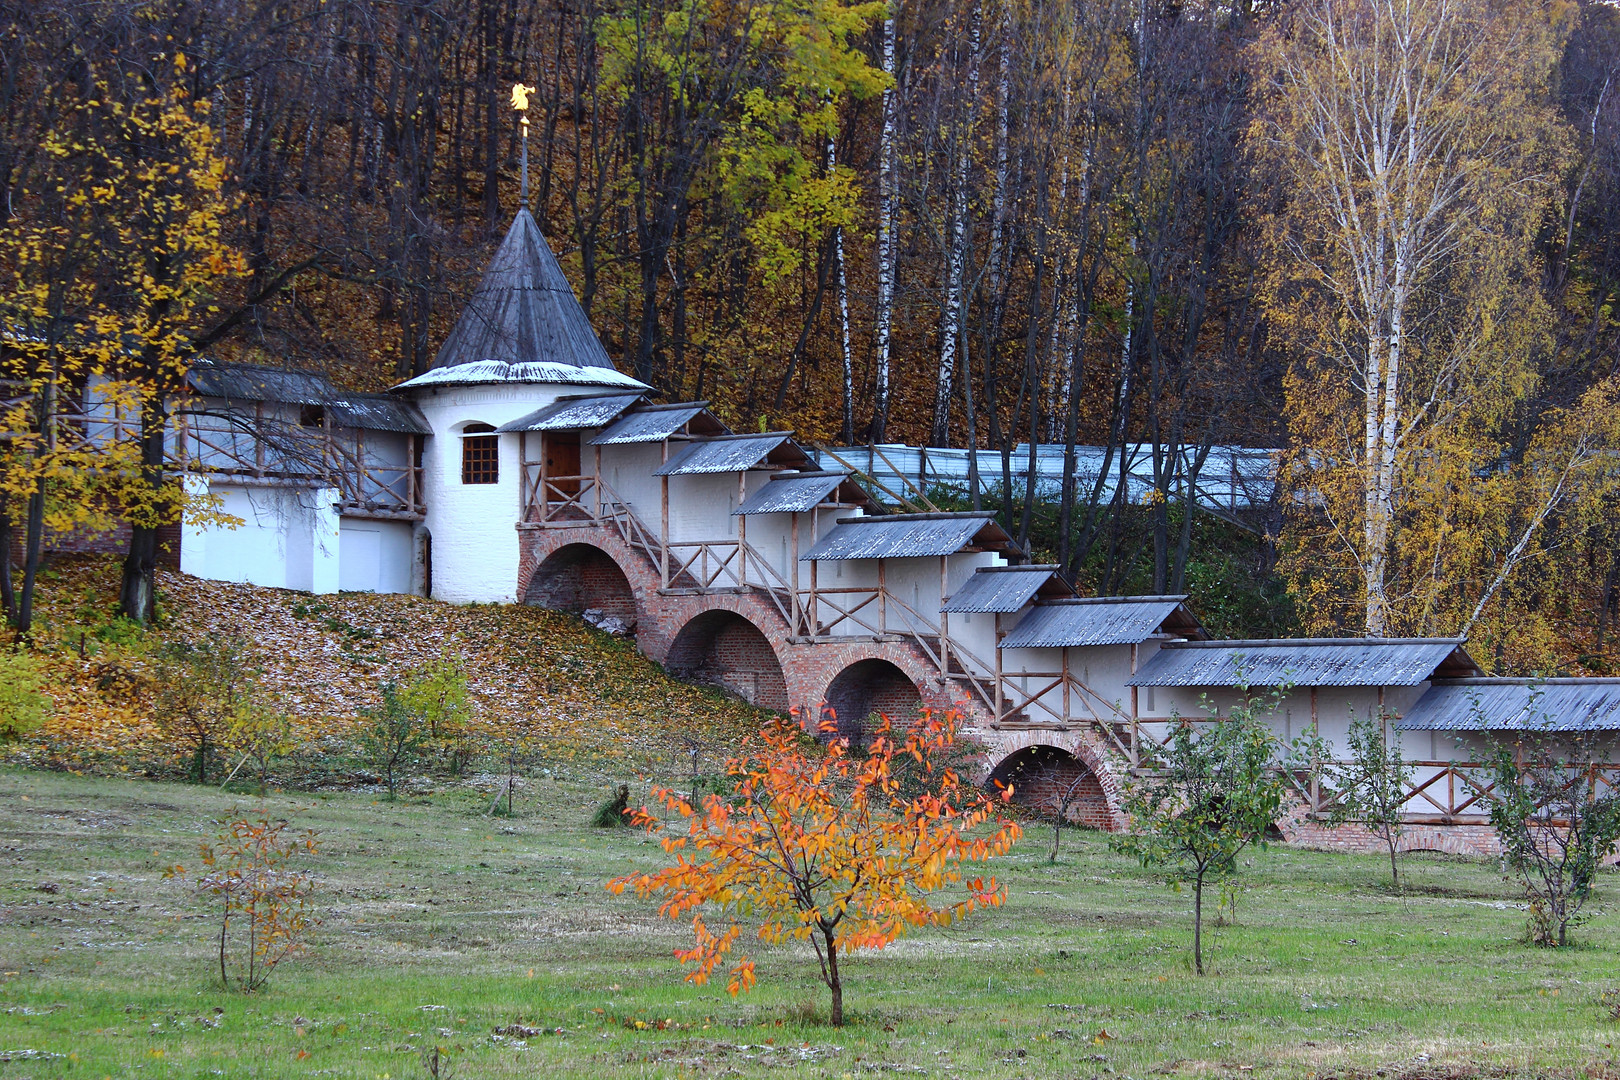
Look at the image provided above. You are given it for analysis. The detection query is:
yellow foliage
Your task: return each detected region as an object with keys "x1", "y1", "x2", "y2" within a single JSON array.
[{"x1": 1247, "y1": 0, "x2": 1615, "y2": 667}]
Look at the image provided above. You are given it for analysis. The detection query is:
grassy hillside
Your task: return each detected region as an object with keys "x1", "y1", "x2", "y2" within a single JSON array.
[
  {"x1": 8, "y1": 556, "x2": 772, "y2": 783},
  {"x1": 2, "y1": 769, "x2": 1618, "y2": 1079}
]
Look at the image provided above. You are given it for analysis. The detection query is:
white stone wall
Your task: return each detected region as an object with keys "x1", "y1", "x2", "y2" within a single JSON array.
[
  {"x1": 338, "y1": 518, "x2": 415, "y2": 593},
  {"x1": 414, "y1": 382, "x2": 578, "y2": 603},
  {"x1": 995, "y1": 642, "x2": 1139, "y2": 725},
  {"x1": 181, "y1": 479, "x2": 340, "y2": 593}
]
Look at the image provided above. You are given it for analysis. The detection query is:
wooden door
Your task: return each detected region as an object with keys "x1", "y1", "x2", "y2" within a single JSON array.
[{"x1": 546, "y1": 433, "x2": 582, "y2": 498}]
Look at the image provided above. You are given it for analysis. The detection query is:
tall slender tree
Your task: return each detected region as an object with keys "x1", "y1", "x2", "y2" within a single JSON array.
[{"x1": 1251, "y1": 0, "x2": 1568, "y2": 636}]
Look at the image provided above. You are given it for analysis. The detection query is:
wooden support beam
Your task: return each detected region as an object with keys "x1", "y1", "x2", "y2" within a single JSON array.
[
  {"x1": 994, "y1": 612, "x2": 1003, "y2": 721},
  {"x1": 407, "y1": 434, "x2": 418, "y2": 512},
  {"x1": 1311, "y1": 687, "x2": 1320, "y2": 812},
  {"x1": 660, "y1": 439, "x2": 670, "y2": 588},
  {"x1": 791, "y1": 512, "x2": 801, "y2": 635},
  {"x1": 737, "y1": 471, "x2": 747, "y2": 587},
  {"x1": 877, "y1": 558, "x2": 886, "y2": 634},
  {"x1": 254, "y1": 402, "x2": 265, "y2": 476},
  {"x1": 1130, "y1": 642, "x2": 1140, "y2": 769},
  {"x1": 537, "y1": 430, "x2": 547, "y2": 517},
  {"x1": 808, "y1": 509, "x2": 820, "y2": 636},
  {"x1": 321, "y1": 407, "x2": 332, "y2": 486},
  {"x1": 1062, "y1": 647, "x2": 1071, "y2": 722}
]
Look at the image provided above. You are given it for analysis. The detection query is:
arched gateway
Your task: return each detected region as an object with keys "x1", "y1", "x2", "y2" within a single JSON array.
[
  {"x1": 523, "y1": 542, "x2": 638, "y2": 628},
  {"x1": 664, "y1": 609, "x2": 790, "y2": 711},
  {"x1": 821, "y1": 658, "x2": 924, "y2": 744},
  {"x1": 987, "y1": 745, "x2": 1116, "y2": 831}
]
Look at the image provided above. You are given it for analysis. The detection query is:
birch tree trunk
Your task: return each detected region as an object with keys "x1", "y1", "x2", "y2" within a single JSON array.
[
  {"x1": 872, "y1": 3, "x2": 898, "y2": 443},
  {"x1": 1253, "y1": 0, "x2": 1562, "y2": 637},
  {"x1": 929, "y1": 2, "x2": 980, "y2": 447},
  {"x1": 830, "y1": 130, "x2": 855, "y2": 444}
]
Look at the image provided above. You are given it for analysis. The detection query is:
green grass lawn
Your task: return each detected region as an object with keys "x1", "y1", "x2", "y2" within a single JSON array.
[{"x1": 2, "y1": 768, "x2": 1618, "y2": 1080}]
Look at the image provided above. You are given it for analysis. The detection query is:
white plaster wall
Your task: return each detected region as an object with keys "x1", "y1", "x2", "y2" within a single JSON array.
[
  {"x1": 1147, "y1": 684, "x2": 1419, "y2": 735},
  {"x1": 174, "y1": 399, "x2": 316, "y2": 474},
  {"x1": 338, "y1": 518, "x2": 414, "y2": 593},
  {"x1": 809, "y1": 557, "x2": 879, "y2": 637},
  {"x1": 657, "y1": 472, "x2": 736, "y2": 585},
  {"x1": 878, "y1": 556, "x2": 947, "y2": 636},
  {"x1": 934, "y1": 553, "x2": 1004, "y2": 674},
  {"x1": 668, "y1": 473, "x2": 739, "y2": 541},
  {"x1": 413, "y1": 383, "x2": 579, "y2": 603},
  {"x1": 994, "y1": 643, "x2": 1138, "y2": 724},
  {"x1": 944, "y1": 610, "x2": 999, "y2": 675},
  {"x1": 354, "y1": 430, "x2": 413, "y2": 506},
  {"x1": 181, "y1": 480, "x2": 339, "y2": 594},
  {"x1": 740, "y1": 512, "x2": 794, "y2": 590},
  {"x1": 735, "y1": 470, "x2": 782, "y2": 587},
  {"x1": 599, "y1": 442, "x2": 664, "y2": 523}
]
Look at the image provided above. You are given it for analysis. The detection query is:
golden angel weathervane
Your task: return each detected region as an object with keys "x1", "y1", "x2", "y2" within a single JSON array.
[{"x1": 512, "y1": 82, "x2": 534, "y2": 206}]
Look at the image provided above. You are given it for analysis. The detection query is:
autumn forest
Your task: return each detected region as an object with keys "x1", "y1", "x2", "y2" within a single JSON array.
[{"x1": 2, "y1": 0, "x2": 1619, "y2": 671}]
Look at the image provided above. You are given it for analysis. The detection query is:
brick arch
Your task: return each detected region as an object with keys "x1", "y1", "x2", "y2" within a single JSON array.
[
  {"x1": 987, "y1": 744, "x2": 1117, "y2": 831},
  {"x1": 516, "y1": 522, "x2": 992, "y2": 730},
  {"x1": 820, "y1": 658, "x2": 924, "y2": 744},
  {"x1": 522, "y1": 541, "x2": 638, "y2": 627},
  {"x1": 984, "y1": 729, "x2": 1126, "y2": 829},
  {"x1": 664, "y1": 607, "x2": 790, "y2": 711}
]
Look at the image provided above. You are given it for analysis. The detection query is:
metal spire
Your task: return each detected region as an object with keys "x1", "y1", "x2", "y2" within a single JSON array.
[{"x1": 511, "y1": 82, "x2": 534, "y2": 209}]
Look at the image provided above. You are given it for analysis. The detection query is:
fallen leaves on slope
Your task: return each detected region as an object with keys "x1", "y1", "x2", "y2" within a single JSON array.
[{"x1": 12, "y1": 557, "x2": 770, "y2": 778}]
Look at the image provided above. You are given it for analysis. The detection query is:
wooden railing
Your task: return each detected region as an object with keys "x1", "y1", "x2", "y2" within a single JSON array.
[
  {"x1": 522, "y1": 472, "x2": 601, "y2": 524},
  {"x1": 1281, "y1": 760, "x2": 1620, "y2": 823},
  {"x1": 166, "y1": 410, "x2": 423, "y2": 517}
]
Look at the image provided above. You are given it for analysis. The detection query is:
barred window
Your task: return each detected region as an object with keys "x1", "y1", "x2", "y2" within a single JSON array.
[{"x1": 461, "y1": 424, "x2": 499, "y2": 485}]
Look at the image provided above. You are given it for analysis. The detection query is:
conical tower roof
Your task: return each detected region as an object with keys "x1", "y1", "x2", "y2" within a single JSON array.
[{"x1": 431, "y1": 209, "x2": 616, "y2": 372}]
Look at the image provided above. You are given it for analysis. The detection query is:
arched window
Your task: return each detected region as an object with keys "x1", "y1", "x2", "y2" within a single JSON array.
[{"x1": 461, "y1": 423, "x2": 499, "y2": 484}]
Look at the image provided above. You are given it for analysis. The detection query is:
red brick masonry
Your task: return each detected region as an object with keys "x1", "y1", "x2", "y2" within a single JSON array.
[{"x1": 517, "y1": 520, "x2": 1496, "y2": 856}]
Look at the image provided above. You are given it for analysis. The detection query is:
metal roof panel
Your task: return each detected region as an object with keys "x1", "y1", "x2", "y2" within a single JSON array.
[
  {"x1": 1000, "y1": 596, "x2": 1189, "y2": 647},
  {"x1": 1397, "y1": 679, "x2": 1620, "y2": 731},
  {"x1": 496, "y1": 394, "x2": 642, "y2": 433},
  {"x1": 942, "y1": 566, "x2": 1073, "y2": 613},
  {"x1": 1128, "y1": 639, "x2": 1475, "y2": 688},
  {"x1": 802, "y1": 513, "x2": 1004, "y2": 560},
  {"x1": 185, "y1": 361, "x2": 433, "y2": 434},
  {"x1": 187, "y1": 360, "x2": 334, "y2": 405},
  {"x1": 734, "y1": 471, "x2": 848, "y2": 515},
  {"x1": 326, "y1": 395, "x2": 433, "y2": 435},
  {"x1": 653, "y1": 433, "x2": 803, "y2": 476},
  {"x1": 589, "y1": 403, "x2": 714, "y2": 444}
]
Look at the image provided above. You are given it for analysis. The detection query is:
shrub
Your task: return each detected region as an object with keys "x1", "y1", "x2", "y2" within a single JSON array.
[
  {"x1": 1113, "y1": 687, "x2": 1288, "y2": 976},
  {"x1": 1324, "y1": 709, "x2": 1414, "y2": 887},
  {"x1": 151, "y1": 638, "x2": 259, "y2": 783},
  {"x1": 1484, "y1": 725, "x2": 1620, "y2": 947},
  {"x1": 223, "y1": 703, "x2": 295, "y2": 795},
  {"x1": 355, "y1": 682, "x2": 428, "y2": 799},
  {"x1": 397, "y1": 655, "x2": 472, "y2": 773},
  {"x1": 0, "y1": 647, "x2": 51, "y2": 740},
  {"x1": 592, "y1": 783, "x2": 632, "y2": 827}
]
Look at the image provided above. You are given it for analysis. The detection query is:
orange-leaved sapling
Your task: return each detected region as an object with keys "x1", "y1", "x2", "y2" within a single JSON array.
[
  {"x1": 166, "y1": 815, "x2": 319, "y2": 991},
  {"x1": 609, "y1": 707, "x2": 1020, "y2": 1026}
]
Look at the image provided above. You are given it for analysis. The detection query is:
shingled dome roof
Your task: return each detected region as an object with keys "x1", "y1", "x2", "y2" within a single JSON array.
[{"x1": 398, "y1": 209, "x2": 639, "y2": 391}]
